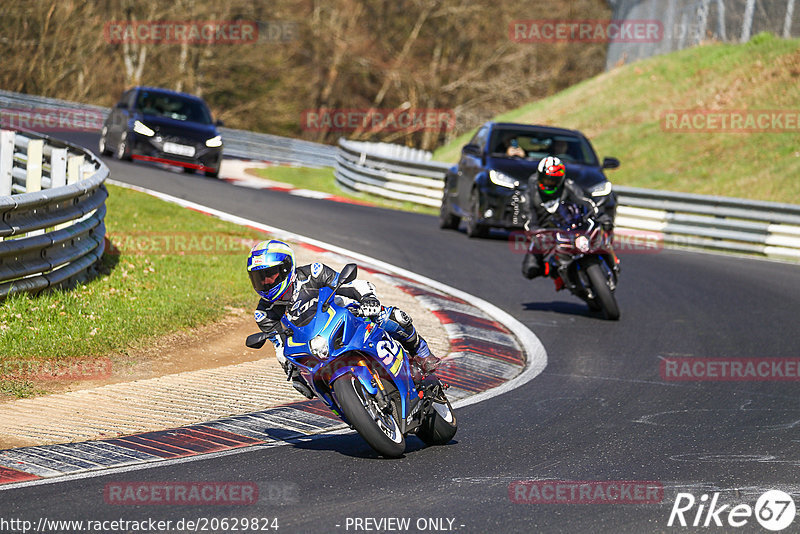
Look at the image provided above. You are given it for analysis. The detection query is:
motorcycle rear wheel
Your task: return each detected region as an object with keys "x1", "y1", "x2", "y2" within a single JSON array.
[
  {"x1": 334, "y1": 375, "x2": 406, "y2": 458},
  {"x1": 417, "y1": 394, "x2": 457, "y2": 446},
  {"x1": 585, "y1": 258, "x2": 620, "y2": 320}
]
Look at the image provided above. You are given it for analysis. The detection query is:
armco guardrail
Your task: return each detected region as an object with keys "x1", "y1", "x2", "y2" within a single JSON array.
[
  {"x1": 0, "y1": 89, "x2": 336, "y2": 168},
  {"x1": 335, "y1": 138, "x2": 448, "y2": 207},
  {"x1": 613, "y1": 186, "x2": 800, "y2": 260},
  {"x1": 0, "y1": 129, "x2": 108, "y2": 299},
  {"x1": 334, "y1": 138, "x2": 800, "y2": 261}
]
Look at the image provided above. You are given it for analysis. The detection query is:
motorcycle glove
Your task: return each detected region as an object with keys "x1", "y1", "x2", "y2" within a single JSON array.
[
  {"x1": 599, "y1": 216, "x2": 614, "y2": 231},
  {"x1": 359, "y1": 295, "x2": 382, "y2": 317}
]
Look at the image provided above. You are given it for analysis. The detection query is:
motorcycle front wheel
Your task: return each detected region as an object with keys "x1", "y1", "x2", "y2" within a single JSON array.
[
  {"x1": 334, "y1": 375, "x2": 406, "y2": 458},
  {"x1": 584, "y1": 257, "x2": 620, "y2": 321}
]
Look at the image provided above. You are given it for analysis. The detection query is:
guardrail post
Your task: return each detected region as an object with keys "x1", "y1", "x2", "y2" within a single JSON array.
[
  {"x1": 50, "y1": 147, "x2": 67, "y2": 189},
  {"x1": 80, "y1": 162, "x2": 94, "y2": 181},
  {"x1": 67, "y1": 154, "x2": 84, "y2": 184},
  {"x1": 785, "y1": 0, "x2": 796, "y2": 38},
  {"x1": 0, "y1": 130, "x2": 13, "y2": 196},
  {"x1": 26, "y1": 139, "x2": 43, "y2": 193}
]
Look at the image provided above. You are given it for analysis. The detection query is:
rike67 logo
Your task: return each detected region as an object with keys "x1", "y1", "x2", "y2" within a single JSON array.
[{"x1": 668, "y1": 490, "x2": 796, "y2": 531}]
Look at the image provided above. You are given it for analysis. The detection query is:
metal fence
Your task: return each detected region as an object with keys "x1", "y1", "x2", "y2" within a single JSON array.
[
  {"x1": 334, "y1": 139, "x2": 800, "y2": 261},
  {"x1": 0, "y1": 129, "x2": 108, "y2": 300},
  {"x1": 607, "y1": 0, "x2": 798, "y2": 69},
  {"x1": 0, "y1": 89, "x2": 336, "y2": 168},
  {"x1": 334, "y1": 138, "x2": 449, "y2": 207}
]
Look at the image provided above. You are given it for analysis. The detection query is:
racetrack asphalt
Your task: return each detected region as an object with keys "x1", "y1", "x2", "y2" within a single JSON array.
[{"x1": 1, "y1": 134, "x2": 799, "y2": 533}]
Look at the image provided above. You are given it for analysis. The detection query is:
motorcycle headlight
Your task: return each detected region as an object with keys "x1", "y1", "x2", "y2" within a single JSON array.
[
  {"x1": 205, "y1": 135, "x2": 223, "y2": 148},
  {"x1": 310, "y1": 335, "x2": 329, "y2": 359},
  {"x1": 489, "y1": 170, "x2": 518, "y2": 189},
  {"x1": 589, "y1": 181, "x2": 612, "y2": 197},
  {"x1": 133, "y1": 120, "x2": 155, "y2": 137},
  {"x1": 575, "y1": 235, "x2": 590, "y2": 252}
]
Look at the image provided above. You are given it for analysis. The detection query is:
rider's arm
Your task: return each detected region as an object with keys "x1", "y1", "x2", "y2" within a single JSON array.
[
  {"x1": 565, "y1": 181, "x2": 612, "y2": 228},
  {"x1": 525, "y1": 176, "x2": 546, "y2": 231},
  {"x1": 304, "y1": 262, "x2": 378, "y2": 301},
  {"x1": 254, "y1": 300, "x2": 286, "y2": 335},
  {"x1": 313, "y1": 262, "x2": 381, "y2": 317}
]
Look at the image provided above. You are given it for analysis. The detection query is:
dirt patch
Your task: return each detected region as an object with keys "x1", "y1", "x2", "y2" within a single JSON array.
[{"x1": 0, "y1": 306, "x2": 275, "y2": 403}]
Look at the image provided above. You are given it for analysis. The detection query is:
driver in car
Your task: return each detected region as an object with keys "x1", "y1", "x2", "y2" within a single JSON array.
[
  {"x1": 247, "y1": 240, "x2": 440, "y2": 399},
  {"x1": 521, "y1": 156, "x2": 614, "y2": 280},
  {"x1": 505, "y1": 138, "x2": 526, "y2": 158}
]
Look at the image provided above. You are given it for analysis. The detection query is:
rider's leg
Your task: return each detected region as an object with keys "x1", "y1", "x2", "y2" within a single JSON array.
[{"x1": 378, "y1": 307, "x2": 440, "y2": 374}]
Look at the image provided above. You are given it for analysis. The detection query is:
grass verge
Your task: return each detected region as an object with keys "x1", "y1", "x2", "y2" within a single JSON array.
[
  {"x1": 433, "y1": 33, "x2": 800, "y2": 204},
  {"x1": 0, "y1": 184, "x2": 266, "y2": 397},
  {"x1": 250, "y1": 166, "x2": 438, "y2": 215}
]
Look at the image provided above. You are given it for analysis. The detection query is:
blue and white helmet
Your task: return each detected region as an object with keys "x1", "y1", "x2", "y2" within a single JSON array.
[{"x1": 247, "y1": 240, "x2": 296, "y2": 303}]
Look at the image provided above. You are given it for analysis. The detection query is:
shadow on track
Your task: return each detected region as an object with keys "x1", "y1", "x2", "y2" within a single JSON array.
[
  {"x1": 273, "y1": 430, "x2": 458, "y2": 460},
  {"x1": 522, "y1": 300, "x2": 602, "y2": 319}
]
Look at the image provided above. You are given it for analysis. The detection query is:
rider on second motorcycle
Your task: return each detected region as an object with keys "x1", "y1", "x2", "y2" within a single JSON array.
[
  {"x1": 247, "y1": 240, "x2": 440, "y2": 399},
  {"x1": 521, "y1": 156, "x2": 614, "y2": 280}
]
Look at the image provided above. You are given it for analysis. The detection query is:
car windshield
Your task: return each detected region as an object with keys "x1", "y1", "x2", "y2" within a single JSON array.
[
  {"x1": 135, "y1": 91, "x2": 213, "y2": 124},
  {"x1": 489, "y1": 130, "x2": 599, "y2": 166}
]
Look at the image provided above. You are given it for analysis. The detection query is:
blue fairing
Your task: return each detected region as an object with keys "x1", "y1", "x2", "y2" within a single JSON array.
[{"x1": 280, "y1": 287, "x2": 416, "y2": 426}]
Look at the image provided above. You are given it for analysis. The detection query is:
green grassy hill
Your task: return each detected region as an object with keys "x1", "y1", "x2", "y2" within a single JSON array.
[{"x1": 434, "y1": 33, "x2": 800, "y2": 204}]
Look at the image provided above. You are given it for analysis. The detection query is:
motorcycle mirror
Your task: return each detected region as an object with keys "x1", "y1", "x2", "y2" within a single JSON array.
[
  {"x1": 245, "y1": 332, "x2": 269, "y2": 349},
  {"x1": 338, "y1": 263, "x2": 358, "y2": 286},
  {"x1": 323, "y1": 263, "x2": 359, "y2": 312}
]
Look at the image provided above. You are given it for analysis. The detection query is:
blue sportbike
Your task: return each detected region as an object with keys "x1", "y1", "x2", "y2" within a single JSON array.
[{"x1": 246, "y1": 263, "x2": 457, "y2": 458}]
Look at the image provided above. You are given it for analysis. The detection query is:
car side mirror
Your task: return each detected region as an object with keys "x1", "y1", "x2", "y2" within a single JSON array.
[
  {"x1": 215, "y1": 119, "x2": 225, "y2": 127},
  {"x1": 462, "y1": 144, "x2": 480, "y2": 156},
  {"x1": 115, "y1": 102, "x2": 128, "y2": 110},
  {"x1": 602, "y1": 157, "x2": 620, "y2": 170}
]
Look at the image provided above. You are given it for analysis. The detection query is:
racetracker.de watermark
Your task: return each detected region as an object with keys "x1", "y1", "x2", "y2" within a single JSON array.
[
  {"x1": 661, "y1": 357, "x2": 800, "y2": 381},
  {"x1": 0, "y1": 107, "x2": 104, "y2": 132},
  {"x1": 104, "y1": 482, "x2": 259, "y2": 505},
  {"x1": 105, "y1": 232, "x2": 259, "y2": 256},
  {"x1": 508, "y1": 229, "x2": 664, "y2": 255},
  {"x1": 509, "y1": 480, "x2": 664, "y2": 504},
  {"x1": 662, "y1": 110, "x2": 800, "y2": 133},
  {"x1": 103, "y1": 20, "x2": 298, "y2": 45},
  {"x1": 510, "y1": 19, "x2": 663, "y2": 43},
  {"x1": 0, "y1": 359, "x2": 112, "y2": 381},
  {"x1": 300, "y1": 108, "x2": 456, "y2": 133}
]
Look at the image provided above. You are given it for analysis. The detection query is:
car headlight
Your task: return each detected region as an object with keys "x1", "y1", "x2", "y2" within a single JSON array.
[
  {"x1": 589, "y1": 181, "x2": 612, "y2": 197},
  {"x1": 310, "y1": 335, "x2": 329, "y2": 359},
  {"x1": 133, "y1": 120, "x2": 155, "y2": 137},
  {"x1": 205, "y1": 135, "x2": 223, "y2": 148},
  {"x1": 489, "y1": 169, "x2": 518, "y2": 189}
]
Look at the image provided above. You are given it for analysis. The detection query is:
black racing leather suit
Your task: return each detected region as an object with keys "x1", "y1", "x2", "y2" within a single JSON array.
[{"x1": 521, "y1": 178, "x2": 611, "y2": 278}]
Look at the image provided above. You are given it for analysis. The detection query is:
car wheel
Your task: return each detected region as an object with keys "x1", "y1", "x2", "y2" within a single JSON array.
[
  {"x1": 439, "y1": 189, "x2": 460, "y2": 230},
  {"x1": 204, "y1": 167, "x2": 220, "y2": 178},
  {"x1": 465, "y1": 188, "x2": 487, "y2": 238},
  {"x1": 115, "y1": 131, "x2": 130, "y2": 161},
  {"x1": 98, "y1": 127, "x2": 111, "y2": 156}
]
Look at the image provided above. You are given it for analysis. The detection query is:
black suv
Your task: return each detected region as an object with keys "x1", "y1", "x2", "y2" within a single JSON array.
[
  {"x1": 99, "y1": 86, "x2": 223, "y2": 177},
  {"x1": 439, "y1": 122, "x2": 619, "y2": 237}
]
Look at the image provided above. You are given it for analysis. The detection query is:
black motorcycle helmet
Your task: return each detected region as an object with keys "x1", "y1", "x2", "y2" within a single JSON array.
[{"x1": 536, "y1": 156, "x2": 566, "y2": 198}]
